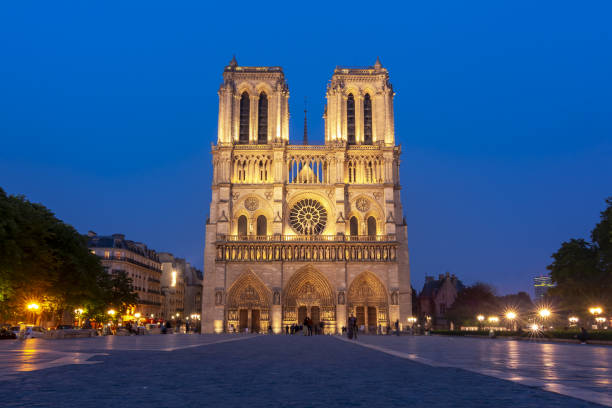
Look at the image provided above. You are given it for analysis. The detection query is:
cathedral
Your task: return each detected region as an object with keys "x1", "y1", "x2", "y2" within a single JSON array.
[{"x1": 201, "y1": 57, "x2": 411, "y2": 334}]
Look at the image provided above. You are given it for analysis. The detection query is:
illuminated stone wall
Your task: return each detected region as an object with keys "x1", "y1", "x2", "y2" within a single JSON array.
[{"x1": 202, "y1": 58, "x2": 411, "y2": 334}]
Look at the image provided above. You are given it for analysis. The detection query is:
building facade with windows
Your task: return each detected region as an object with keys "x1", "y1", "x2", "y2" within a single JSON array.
[
  {"x1": 159, "y1": 253, "x2": 186, "y2": 320},
  {"x1": 202, "y1": 57, "x2": 411, "y2": 334},
  {"x1": 418, "y1": 272, "x2": 464, "y2": 329},
  {"x1": 533, "y1": 275, "x2": 554, "y2": 301},
  {"x1": 88, "y1": 232, "x2": 163, "y2": 318}
]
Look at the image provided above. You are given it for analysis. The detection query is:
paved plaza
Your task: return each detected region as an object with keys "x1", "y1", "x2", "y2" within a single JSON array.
[{"x1": 0, "y1": 334, "x2": 610, "y2": 407}]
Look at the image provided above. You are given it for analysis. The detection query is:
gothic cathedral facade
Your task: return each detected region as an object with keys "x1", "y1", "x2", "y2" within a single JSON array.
[{"x1": 202, "y1": 57, "x2": 411, "y2": 334}]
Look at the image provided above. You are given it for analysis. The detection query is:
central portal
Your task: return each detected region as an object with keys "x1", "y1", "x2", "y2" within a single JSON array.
[{"x1": 282, "y1": 265, "x2": 336, "y2": 333}]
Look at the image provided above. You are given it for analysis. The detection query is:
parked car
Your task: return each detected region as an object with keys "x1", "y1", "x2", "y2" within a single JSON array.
[
  {"x1": 0, "y1": 328, "x2": 17, "y2": 339},
  {"x1": 10, "y1": 326, "x2": 22, "y2": 336},
  {"x1": 55, "y1": 325, "x2": 75, "y2": 330}
]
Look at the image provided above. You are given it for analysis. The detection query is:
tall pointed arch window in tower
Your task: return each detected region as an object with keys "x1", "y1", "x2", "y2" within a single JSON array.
[
  {"x1": 237, "y1": 215, "x2": 248, "y2": 238},
  {"x1": 258, "y1": 92, "x2": 268, "y2": 144},
  {"x1": 367, "y1": 216, "x2": 377, "y2": 237},
  {"x1": 363, "y1": 94, "x2": 373, "y2": 145},
  {"x1": 347, "y1": 94, "x2": 356, "y2": 145},
  {"x1": 239, "y1": 92, "x2": 250, "y2": 144},
  {"x1": 256, "y1": 215, "x2": 267, "y2": 236},
  {"x1": 349, "y1": 216, "x2": 359, "y2": 236}
]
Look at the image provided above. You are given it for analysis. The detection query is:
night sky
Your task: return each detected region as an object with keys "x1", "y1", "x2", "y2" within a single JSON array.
[{"x1": 1, "y1": 2, "x2": 611, "y2": 297}]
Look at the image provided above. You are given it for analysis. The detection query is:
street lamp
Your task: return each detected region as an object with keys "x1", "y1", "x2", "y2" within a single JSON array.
[
  {"x1": 27, "y1": 303, "x2": 40, "y2": 311},
  {"x1": 74, "y1": 308, "x2": 84, "y2": 328},
  {"x1": 505, "y1": 311, "x2": 517, "y2": 331},
  {"x1": 107, "y1": 309, "x2": 116, "y2": 317},
  {"x1": 538, "y1": 308, "x2": 551, "y2": 318},
  {"x1": 568, "y1": 316, "x2": 579, "y2": 327},
  {"x1": 589, "y1": 307, "x2": 603, "y2": 329},
  {"x1": 488, "y1": 316, "x2": 499, "y2": 324},
  {"x1": 26, "y1": 302, "x2": 40, "y2": 325}
]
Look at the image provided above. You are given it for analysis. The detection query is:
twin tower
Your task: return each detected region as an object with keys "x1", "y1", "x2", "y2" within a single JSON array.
[
  {"x1": 216, "y1": 56, "x2": 396, "y2": 146},
  {"x1": 202, "y1": 57, "x2": 411, "y2": 334}
]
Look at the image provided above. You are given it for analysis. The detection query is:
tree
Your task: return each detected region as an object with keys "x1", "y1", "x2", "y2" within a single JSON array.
[
  {"x1": 446, "y1": 283, "x2": 499, "y2": 326},
  {"x1": 0, "y1": 187, "x2": 134, "y2": 324},
  {"x1": 548, "y1": 198, "x2": 612, "y2": 313}
]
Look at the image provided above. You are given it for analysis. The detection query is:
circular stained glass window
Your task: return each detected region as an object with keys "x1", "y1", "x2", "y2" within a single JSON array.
[{"x1": 289, "y1": 199, "x2": 327, "y2": 235}]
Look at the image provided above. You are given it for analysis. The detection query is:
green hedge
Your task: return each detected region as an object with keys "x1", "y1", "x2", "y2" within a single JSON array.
[{"x1": 431, "y1": 329, "x2": 612, "y2": 341}]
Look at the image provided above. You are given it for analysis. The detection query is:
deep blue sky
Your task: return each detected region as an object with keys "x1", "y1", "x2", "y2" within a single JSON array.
[{"x1": 1, "y1": 2, "x2": 611, "y2": 297}]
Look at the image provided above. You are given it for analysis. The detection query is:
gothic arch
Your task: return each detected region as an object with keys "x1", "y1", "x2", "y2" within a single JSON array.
[
  {"x1": 282, "y1": 265, "x2": 336, "y2": 328},
  {"x1": 347, "y1": 271, "x2": 389, "y2": 331},
  {"x1": 227, "y1": 270, "x2": 272, "y2": 309},
  {"x1": 226, "y1": 270, "x2": 272, "y2": 333}
]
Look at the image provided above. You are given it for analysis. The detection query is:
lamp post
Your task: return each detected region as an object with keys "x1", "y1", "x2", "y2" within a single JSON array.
[
  {"x1": 568, "y1": 316, "x2": 579, "y2": 328},
  {"x1": 538, "y1": 308, "x2": 551, "y2": 330},
  {"x1": 505, "y1": 311, "x2": 517, "y2": 331},
  {"x1": 477, "y1": 314, "x2": 485, "y2": 330},
  {"x1": 27, "y1": 302, "x2": 40, "y2": 326},
  {"x1": 74, "y1": 308, "x2": 84, "y2": 328},
  {"x1": 589, "y1": 307, "x2": 603, "y2": 329}
]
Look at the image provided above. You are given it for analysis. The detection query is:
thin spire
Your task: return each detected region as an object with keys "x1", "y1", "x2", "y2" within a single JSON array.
[
  {"x1": 303, "y1": 97, "x2": 308, "y2": 145},
  {"x1": 229, "y1": 55, "x2": 238, "y2": 67},
  {"x1": 374, "y1": 56, "x2": 382, "y2": 70}
]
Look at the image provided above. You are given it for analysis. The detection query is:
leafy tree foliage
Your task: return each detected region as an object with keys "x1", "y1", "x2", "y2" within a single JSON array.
[
  {"x1": 446, "y1": 283, "x2": 499, "y2": 326},
  {"x1": 548, "y1": 198, "x2": 612, "y2": 312},
  {"x1": 0, "y1": 187, "x2": 137, "y2": 323}
]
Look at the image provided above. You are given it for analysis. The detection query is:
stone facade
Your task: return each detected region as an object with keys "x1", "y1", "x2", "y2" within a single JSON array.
[
  {"x1": 418, "y1": 272, "x2": 464, "y2": 329},
  {"x1": 202, "y1": 58, "x2": 411, "y2": 334},
  {"x1": 158, "y1": 253, "x2": 186, "y2": 320},
  {"x1": 88, "y1": 232, "x2": 163, "y2": 318}
]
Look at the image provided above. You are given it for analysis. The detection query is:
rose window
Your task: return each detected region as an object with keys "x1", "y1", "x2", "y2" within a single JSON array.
[{"x1": 289, "y1": 199, "x2": 327, "y2": 235}]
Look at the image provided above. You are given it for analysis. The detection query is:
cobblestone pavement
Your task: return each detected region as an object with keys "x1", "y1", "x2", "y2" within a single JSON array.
[
  {"x1": 339, "y1": 335, "x2": 612, "y2": 407},
  {"x1": 0, "y1": 334, "x2": 608, "y2": 407}
]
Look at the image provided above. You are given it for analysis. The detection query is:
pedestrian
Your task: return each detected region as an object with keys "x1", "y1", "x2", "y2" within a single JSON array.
[
  {"x1": 285, "y1": 325, "x2": 289, "y2": 335},
  {"x1": 268, "y1": 324, "x2": 273, "y2": 334},
  {"x1": 395, "y1": 319, "x2": 400, "y2": 336},
  {"x1": 577, "y1": 327, "x2": 588, "y2": 344}
]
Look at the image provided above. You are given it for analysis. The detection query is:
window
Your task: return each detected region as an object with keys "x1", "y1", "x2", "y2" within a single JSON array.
[
  {"x1": 258, "y1": 92, "x2": 268, "y2": 144},
  {"x1": 104, "y1": 250, "x2": 110, "y2": 259},
  {"x1": 367, "y1": 216, "x2": 377, "y2": 236},
  {"x1": 364, "y1": 93, "x2": 373, "y2": 144},
  {"x1": 349, "y1": 216, "x2": 358, "y2": 236},
  {"x1": 237, "y1": 215, "x2": 248, "y2": 237},
  {"x1": 347, "y1": 94, "x2": 355, "y2": 144},
  {"x1": 239, "y1": 92, "x2": 250, "y2": 144},
  {"x1": 256, "y1": 215, "x2": 267, "y2": 236}
]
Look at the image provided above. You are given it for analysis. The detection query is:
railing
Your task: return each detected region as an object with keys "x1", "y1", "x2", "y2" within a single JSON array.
[
  {"x1": 217, "y1": 234, "x2": 396, "y2": 243},
  {"x1": 99, "y1": 255, "x2": 162, "y2": 273}
]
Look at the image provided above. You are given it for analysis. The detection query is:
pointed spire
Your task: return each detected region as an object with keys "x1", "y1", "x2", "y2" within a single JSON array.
[
  {"x1": 303, "y1": 97, "x2": 308, "y2": 145},
  {"x1": 374, "y1": 56, "x2": 382, "y2": 70},
  {"x1": 229, "y1": 55, "x2": 238, "y2": 68}
]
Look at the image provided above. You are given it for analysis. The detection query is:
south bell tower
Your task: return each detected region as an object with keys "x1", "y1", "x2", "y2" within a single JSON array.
[{"x1": 202, "y1": 57, "x2": 410, "y2": 335}]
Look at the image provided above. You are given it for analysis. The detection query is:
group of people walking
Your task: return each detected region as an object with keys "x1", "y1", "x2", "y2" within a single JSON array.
[{"x1": 284, "y1": 317, "x2": 326, "y2": 335}]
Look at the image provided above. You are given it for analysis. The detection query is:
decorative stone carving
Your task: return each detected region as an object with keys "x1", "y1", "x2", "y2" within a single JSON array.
[
  {"x1": 265, "y1": 191, "x2": 273, "y2": 200},
  {"x1": 337, "y1": 291, "x2": 346, "y2": 305},
  {"x1": 214, "y1": 290, "x2": 224, "y2": 305},
  {"x1": 356, "y1": 197, "x2": 370, "y2": 212},
  {"x1": 232, "y1": 192, "x2": 240, "y2": 201},
  {"x1": 244, "y1": 197, "x2": 259, "y2": 211},
  {"x1": 391, "y1": 291, "x2": 399, "y2": 305},
  {"x1": 273, "y1": 289, "x2": 280, "y2": 305},
  {"x1": 373, "y1": 192, "x2": 382, "y2": 201}
]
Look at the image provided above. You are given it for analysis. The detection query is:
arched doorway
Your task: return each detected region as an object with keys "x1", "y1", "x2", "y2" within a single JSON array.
[
  {"x1": 226, "y1": 271, "x2": 271, "y2": 333},
  {"x1": 283, "y1": 265, "x2": 336, "y2": 333},
  {"x1": 347, "y1": 271, "x2": 389, "y2": 333}
]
